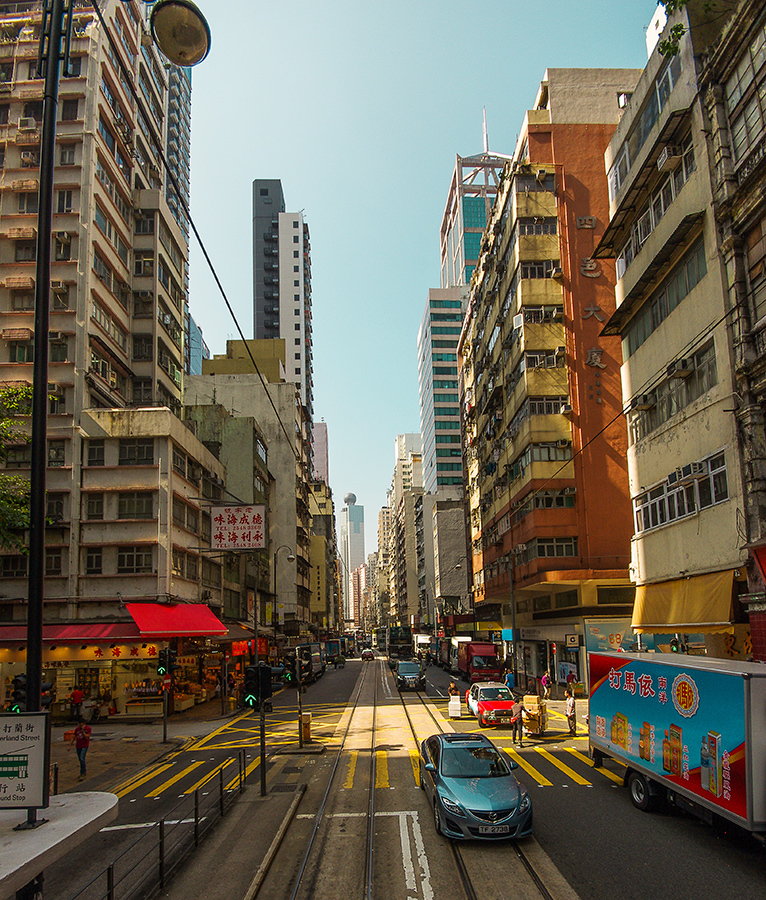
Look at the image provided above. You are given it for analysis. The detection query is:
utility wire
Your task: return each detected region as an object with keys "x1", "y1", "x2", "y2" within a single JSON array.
[{"x1": 90, "y1": 0, "x2": 300, "y2": 460}]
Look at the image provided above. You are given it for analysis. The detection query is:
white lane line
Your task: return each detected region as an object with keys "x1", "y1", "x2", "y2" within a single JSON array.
[
  {"x1": 410, "y1": 812, "x2": 434, "y2": 900},
  {"x1": 100, "y1": 817, "x2": 207, "y2": 831},
  {"x1": 400, "y1": 809, "x2": 416, "y2": 892}
]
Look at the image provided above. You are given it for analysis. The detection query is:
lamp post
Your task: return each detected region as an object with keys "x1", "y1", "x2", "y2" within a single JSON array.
[
  {"x1": 273, "y1": 545, "x2": 295, "y2": 656},
  {"x1": 21, "y1": 0, "x2": 210, "y2": 847}
]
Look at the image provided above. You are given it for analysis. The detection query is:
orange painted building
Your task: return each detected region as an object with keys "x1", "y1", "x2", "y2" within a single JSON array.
[{"x1": 460, "y1": 69, "x2": 642, "y2": 690}]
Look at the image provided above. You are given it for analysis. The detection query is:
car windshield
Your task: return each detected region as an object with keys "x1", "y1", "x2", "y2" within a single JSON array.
[
  {"x1": 398, "y1": 663, "x2": 420, "y2": 675},
  {"x1": 440, "y1": 745, "x2": 511, "y2": 779},
  {"x1": 479, "y1": 687, "x2": 513, "y2": 701},
  {"x1": 472, "y1": 656, "x2": 498, "y2": 668}
]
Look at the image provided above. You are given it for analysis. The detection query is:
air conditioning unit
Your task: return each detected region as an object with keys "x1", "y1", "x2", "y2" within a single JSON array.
[
  {"x1": 667, "y1": 470, "x2": 680, "y2": 486},
  {"x1": 563, "y1": 486, "x2": 576, "y2": 496},
  {"x1": 48, "y1": 331, "x2": 63, "y2": 341},
  {"x1": 678, "y1": 463, "x2": 696, "y2": 484},
  {"x1": 173, "y1": 370, "x2": 182, "y2": 387},
  {"x1": 557, "y1": 438, "x2": 571, "y2": 448},
  {"x1": 50, "y1": 280, "x2": 66, "y2": 293},
  {"x1": 657, "y1": 145, "x2": 682, "y2": 173},
  {"x1": 161, "y1": 312, "x2": 172, "y2": 325},
  {"x1": 56, "y1": 231, "x2": 71, "y2": 243},
  {"x1": 691, "y1": 460, "x2": 709, "y2": 477},
  {"x1": 536, "y1": 168, "x2": 547, "y2": 183},
  {"x1": 555, "y1": 345, "x2": 565, "y2": 355},
  {"x1": 20, "y1": 151, "x2": 36, "y2": 163},
  {"x1": 551, "y1": 308, "x2": 563, "y2": 321},
  {"x1": 551, "y1": 266, "x2": 564, "y2": 281},
  {"x1": 18, "y1": 117, "x2": 36, "y2": 131},
  {"x1": 631, "y1": 394, "x2": 655, "y2": 411},
  {"x1": 512, "y1": 313, "x2": 524, "y2": 330},
  {"x1": 667, "y1": 358, "x2": 693, "y2": 378},
  {"x1": 560, "y1": 402, "x2": 573, "y2": 415}
]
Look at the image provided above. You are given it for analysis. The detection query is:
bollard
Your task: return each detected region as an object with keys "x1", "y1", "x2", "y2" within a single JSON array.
[
  {"x1": 300, "y1": 712, "x2": 311, "y2": 742},
  {"x1": 228, "y1": 695, "x2": 236, "y2": 712}
]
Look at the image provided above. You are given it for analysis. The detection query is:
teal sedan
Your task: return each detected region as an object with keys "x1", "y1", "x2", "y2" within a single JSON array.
[{"x1": 419, "y1": 732, "x2": 533, "y2": 840}]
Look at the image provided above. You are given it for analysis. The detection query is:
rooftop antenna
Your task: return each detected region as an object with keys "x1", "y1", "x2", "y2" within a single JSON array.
[{"x1": 483, "y1": 107, "x2": 489, "y2": 153}]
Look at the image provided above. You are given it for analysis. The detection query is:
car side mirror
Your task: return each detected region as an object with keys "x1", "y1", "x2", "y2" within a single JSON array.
[
  {"x1": 425, "y1": 762, "x2": 436, "y2": 773},
  {"x1": 507, "y1": 759, "x2": 519, "y2": 770}
]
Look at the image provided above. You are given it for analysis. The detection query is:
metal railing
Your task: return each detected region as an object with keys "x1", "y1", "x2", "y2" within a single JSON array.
[{"x1": 64, "y1": 749, "x2": 247, "y2": 900}]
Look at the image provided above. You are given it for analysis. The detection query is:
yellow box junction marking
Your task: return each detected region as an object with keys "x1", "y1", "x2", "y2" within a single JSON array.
[
  {"x1": 565, "y1": 747, "x2": 625, "y2": 784},
  {"x1": 115, "y1": 763, "x2": 175, "y2": 799},
  {"x1": 375, "y1": 750, "x2": 389, "y2": 789},
  {"x1": 534, "y1": 747, "x2": 591, "y2": 785},
  {"x1": 145, "y1": 761, "x2": 206, "y2": 798},
  {"x1": 505, "y1": 746, "x2": 553, "y2": 786}
]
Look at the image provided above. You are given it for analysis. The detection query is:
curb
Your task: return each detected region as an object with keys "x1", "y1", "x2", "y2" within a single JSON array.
[{"x1": 243, "y1": 784, "x2": 306, "y2": 900}]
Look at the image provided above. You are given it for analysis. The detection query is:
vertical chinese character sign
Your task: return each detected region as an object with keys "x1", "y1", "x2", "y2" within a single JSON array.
[
  {"x1": 211, "y1": 506, "x2": 266, "y2": 550},
  {"x1": 0, "y1": 713, "x2": 51, "y2": 810}
]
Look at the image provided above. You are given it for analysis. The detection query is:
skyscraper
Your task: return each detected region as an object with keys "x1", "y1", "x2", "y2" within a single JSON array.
[
  {"x1": 252, "y1": 179, "x2": 313, "y2": 421},
  {"x1": 339, "y1": 493, "x2": 365, "y2": 624}
]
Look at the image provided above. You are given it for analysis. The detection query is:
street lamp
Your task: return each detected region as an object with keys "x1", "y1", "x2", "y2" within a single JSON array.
[{"x1": 273, "y1": 545, "x2": 295, "y2": 654}]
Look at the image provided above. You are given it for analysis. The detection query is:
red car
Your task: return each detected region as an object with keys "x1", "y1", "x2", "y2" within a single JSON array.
[
  {"x1": 465, "y1": 682, "x2": 517, "y2": 728},
  {"x1": 361, "y1": 649, "x2": 375, "y2": 660}
]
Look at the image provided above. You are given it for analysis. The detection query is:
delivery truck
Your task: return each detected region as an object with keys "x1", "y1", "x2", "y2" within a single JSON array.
[
  {"x1": 457, "y1": 641, "x2": 503, "y2": 683},
  {"x1": 589, "y1": 651, "x2": 766, "y2": 834},
  {"x1": 448, "y1": 636, "x2": 471, "y2": 674}
]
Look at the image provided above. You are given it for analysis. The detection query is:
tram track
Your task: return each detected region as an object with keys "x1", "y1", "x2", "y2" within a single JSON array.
[{"x1": 399, "y1": 684, "x2": 557, "y2": 900}]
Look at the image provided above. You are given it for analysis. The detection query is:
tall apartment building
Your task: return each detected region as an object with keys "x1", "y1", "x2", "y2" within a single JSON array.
[
  {"x1": 0, "y1": 2, "x2": 193, "y2": 613},
  {"x1": 389, "y1": 435, "x2": 422, "y2": 625},
  {"x1": 339, "y1": 493, "x2": 365, "y2": 625},
  {"x1": 595, "y1": 3, "x2": 753, "y2": 655},
  {"x1": 461, "y1": 69, "x2": 641, "y2": 688},
  {"x1": 376, "y1": 505, "x2": 393, "y2": 626},
  {"x1": 418, "y1": 286, "x2": 468, "y2": 494},
  {"x1": 309, "y1": 480, "x2": 340, "y2": 635},
  {"x1": 252, "y1": 179, "x2": 313, "y2": 425}
]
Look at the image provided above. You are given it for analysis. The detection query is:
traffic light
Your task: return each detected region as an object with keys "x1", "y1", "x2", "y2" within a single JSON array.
[
  {"x1": 157, "y1": 649, "x2": 169, "y2": 676},
  {"x1": 168, "y1": 648, "x2": 180, "y2": 672},
  {"x1": 258, "y1": 662, "x2": 272, "y2": 701},
  {"x1": 670, "y1": 636, "x2": 685, "y2": 653},
  {"x1": 283, "y1": 655, "x2": 298, "y2": 684},
  {"x1": 11, "y1": 674, "x2": 27, "y2": 712},
  {"x1": 244, "y1": 665, "x2": 259, "y2": 708}
]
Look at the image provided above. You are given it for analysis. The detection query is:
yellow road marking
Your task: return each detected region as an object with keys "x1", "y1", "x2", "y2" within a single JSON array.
[
  {"x1": 505, "y1": 747, "x2": 553, "y2": 786},
  {"x1": 111, "y1": 760, "x2": 169, "y2": 795},
  {"x1": 187, "y1": 710, "x2": 252, "y2": 750},
  {"x1": 343, "y1": 750, "x2": 358, "y2": 789},
  {"x1": 375, "y1": 750, "x2": 389, "y2": 789},
  {"x1": 565, "y1": 748, "x2": 624, "y2": 784},
  {"x1": 534, "y1": 747, "x2": 591, "y2": 785},
  {"x1": 145, "y1": 761, "x2": 206, "y2": 798},
  {"x1": 115, "y1": 763, "x2": 175, "y2": 799},
  {"x1": 409, "y1": 750, "x2": 420, "y2": 786},
  {"x1": 225, "y1": 756, "x2": 260, "y2": 791},
  {"x1": 184, "y1": 757, "x2": 237, "y2": 794}
]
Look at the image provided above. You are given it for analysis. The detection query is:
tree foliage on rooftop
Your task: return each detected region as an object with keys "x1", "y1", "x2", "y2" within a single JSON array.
[
  {"x1": 657, "y1": 1, "x2": 731, "y2": 57},
  {"x1": 0, "y1": 384, "x2": 33, "y2": 551}
]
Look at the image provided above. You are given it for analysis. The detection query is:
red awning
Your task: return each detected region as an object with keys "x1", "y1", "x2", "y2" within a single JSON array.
[
  {"x1": 0, "y1": 623, "x2": 142, "y2": 643},
  {"x1": 126, "y1": 602, "x2": 227, "y2": 639}
]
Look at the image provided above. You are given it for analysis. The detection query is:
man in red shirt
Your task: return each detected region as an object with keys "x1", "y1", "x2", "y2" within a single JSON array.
[
  {"x1": 69, "y1": 717, "x2": 91, "y2": 780},
  {"x1": 70, "y1": 687, "x2": 84, "y2": 720}
]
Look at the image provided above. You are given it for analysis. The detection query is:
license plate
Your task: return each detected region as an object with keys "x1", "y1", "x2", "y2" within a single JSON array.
[{"x1": 478, "y1": 824, "x2": 509, "y2": 835}]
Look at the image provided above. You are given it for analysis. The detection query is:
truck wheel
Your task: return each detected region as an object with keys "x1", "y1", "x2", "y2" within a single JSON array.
[{"x1": 628, "y1": 772, "x2": 654, "y2": 812}]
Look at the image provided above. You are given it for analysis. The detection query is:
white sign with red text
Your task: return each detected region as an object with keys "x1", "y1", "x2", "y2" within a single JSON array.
[{"x1": 211, "y1": 505, "x2": 266, "y2": 550}]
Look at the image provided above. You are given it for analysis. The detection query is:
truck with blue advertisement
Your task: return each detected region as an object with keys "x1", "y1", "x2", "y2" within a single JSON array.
[{"x1": 589, "y1": 651, "x2": 766, "y2": 835}]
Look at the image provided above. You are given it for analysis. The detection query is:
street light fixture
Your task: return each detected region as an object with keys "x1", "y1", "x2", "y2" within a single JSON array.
[
  {"x1": 150, "y1": 0, "x2": 212, "y2": 66},
  {"x1": 273, "y1": 545, "x2": 296, "y2": 654}
]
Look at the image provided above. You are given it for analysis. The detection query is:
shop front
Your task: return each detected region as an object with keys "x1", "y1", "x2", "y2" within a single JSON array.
[
  {"x1": 518, "y1": 624, "x2": 585, "y2": 697},
  {"x1": 0, "y1": 602, "x2": 228, "y2": 720}
]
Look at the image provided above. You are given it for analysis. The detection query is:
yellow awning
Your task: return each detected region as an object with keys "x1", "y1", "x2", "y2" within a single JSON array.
[{"x1": 631, "y1": 570, "x2": 734, "y2": 634}]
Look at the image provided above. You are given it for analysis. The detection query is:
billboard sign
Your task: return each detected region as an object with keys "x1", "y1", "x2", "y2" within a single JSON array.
[
  {"x1": 0, "y1": 712, "x2": 51, "y2": 810},
  {"x1": 211, "y1": 506, "x2": 265, "y2": 550}
]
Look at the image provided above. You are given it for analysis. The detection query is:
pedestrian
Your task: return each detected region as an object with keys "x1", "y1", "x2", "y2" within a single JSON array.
[
  {"x1": 541, "y1": 671, "x2": 551, "y2": 700},
  {"x1": 69, "y1": 716, "x2": 92, "y2": 781},
  {"x1": 511, "y1": 697, "x2": 525, "y2": 747},
  {"x1": 448, "y1": 681, "x2": 460, "y2": 696},
  {"x1": 70, "y1": 686, "x2": 84, "y2": 720},
  {"x1": 227, "y1": 673, "x2": 235, "y2": 694},
  {"x1": 504, "y1": 668, "x2": 515, "y2": 693},
  {"x1": 214, "y1": 677, "x2": 221, "y2": 698},
  {"x1": 565, "y1": 689, "x2": 576, "y2": 736}
]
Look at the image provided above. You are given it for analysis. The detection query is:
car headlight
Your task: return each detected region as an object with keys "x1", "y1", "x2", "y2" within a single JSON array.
[
  {"x1": 518, "y1": 793, "x2": 531, "y2": 814},
  {"x1": 439, "y1": 796, "x2": 465, "y2": 816}
]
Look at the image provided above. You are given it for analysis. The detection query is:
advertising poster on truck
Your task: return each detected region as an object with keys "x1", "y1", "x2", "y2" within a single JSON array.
[{"x1": 589, "y1": 653, "x2": 748, "y2": 821}]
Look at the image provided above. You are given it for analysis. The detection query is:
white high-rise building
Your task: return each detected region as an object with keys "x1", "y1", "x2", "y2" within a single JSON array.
[{"x1": 339, "y1": 493, "x2": 365, "y2": 624}]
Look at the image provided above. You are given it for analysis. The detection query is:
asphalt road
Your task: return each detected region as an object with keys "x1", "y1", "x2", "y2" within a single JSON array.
[{"x1": 44, "y1": 658, "x2": 766, "y2": 900}]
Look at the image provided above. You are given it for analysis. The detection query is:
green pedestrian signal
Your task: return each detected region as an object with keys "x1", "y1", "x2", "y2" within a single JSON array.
[
  {"x1": 244, "y1": 664, "x2": 259, "y2": 708},
  {"x1": 157, "y1": 648, "x2": 169, "y2": 676},
  {"x1": 11, "y1": 674, "x2": 26, "y2": 712}
]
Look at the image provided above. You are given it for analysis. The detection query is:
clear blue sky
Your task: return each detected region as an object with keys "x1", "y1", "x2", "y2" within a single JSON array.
[{"x1": 187, "y1": 1, "x2": 660, "y2": 551}]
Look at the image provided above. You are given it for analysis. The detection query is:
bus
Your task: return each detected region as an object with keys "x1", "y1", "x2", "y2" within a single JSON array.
[
  {"x1": 387, "y1": 625, "x2": 413, "y2": 666},
  {"x1": 372, "y1": 627, "x2": 387, "y2": 652}
]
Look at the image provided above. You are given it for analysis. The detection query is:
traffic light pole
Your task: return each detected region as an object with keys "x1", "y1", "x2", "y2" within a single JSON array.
[
  {"x1": 297, "y1": 664, "x2": 303, "y2": 750},
  {"x1": 259, "y1": 698, "x2": 267, "y2": 796}
]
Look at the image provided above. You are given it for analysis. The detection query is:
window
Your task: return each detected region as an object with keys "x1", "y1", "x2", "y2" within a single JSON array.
[
  {"x1": 64, "y1": 56, "x2": 82, "y2": 77},
  {"x1": 1, "y1": 555, "x2": 28, "y2": 578},
  {"x1": 57, "y1": 190, "x2": 73, "y2": 213},
  {"x1": 85, "y1": 547, "x2": 102, "y2": 575},
  {"x1": 50, "y1": 338, "x2": 68, "y2": 362},
  {"x1": 61, "y1": 98, "x2": 79, "y2": 120},
  {"x1": 132, "y1": 334, "x2": 153, "y2": 361},
  {"x1": 18, "y1": 192, "x2": 38, "y2": 214},
  {"x1": 9, "y1": 341, "x2": 34, "y2": 363},
  {"x1": 45, "y1": 549, "x2": 62, "y2": 576},
  {"x1": 88, "y1": 440, "x2": 104, "y2": 466},
  {"x1": 60, "y1": 144, "x2": 76, "y2": 166},
  {"x1": 117, "y1": 546, "x2": 152, "y2": 574},
  {"x1": 46, "y1": 493, "x2": 65, "y2": 522},
  {"x1": 15, "y1": 241, "x2": 36, "y2": 262},
  {"x1": 134, "y1": 250, "x2": 155, "y2": 277},
  {"x1": 118, "y1": 492, "x2": 153, "y2": 519},
  {"x1": 85, "y1": 493, "x2": 104, "y2": 520},
  {"x1": 48, "y1": 440, "x2": 65, "y2": 467},
  {"x1": 118, "y1": 438, "x2": 153, "y2": 465},
  {"x1": 54, "y1": 235, "x2": 72, "y2": 261}
]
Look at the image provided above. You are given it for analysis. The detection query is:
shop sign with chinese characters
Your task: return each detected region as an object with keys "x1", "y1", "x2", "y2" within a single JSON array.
[
  {"x1": 0, "y1": 712, "x2": 50, "y2": 810},
  {"x1": 211, "y1": 506, "x2": 266, "y2": 550}
]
